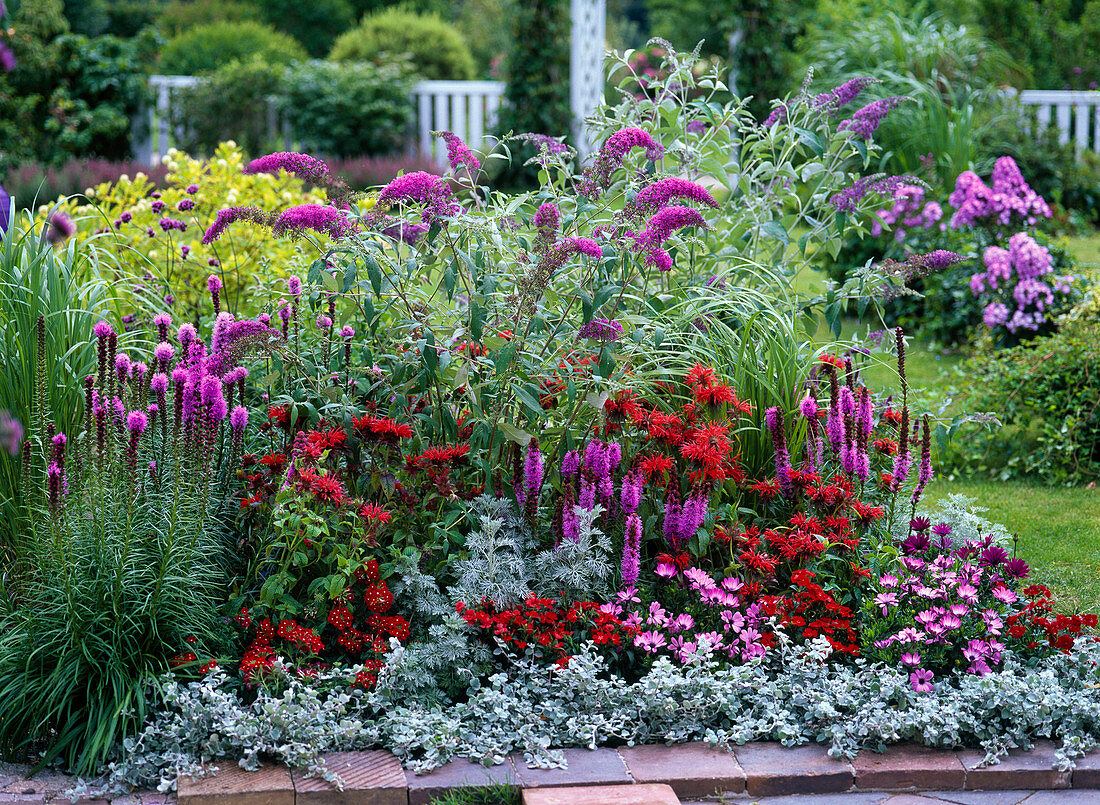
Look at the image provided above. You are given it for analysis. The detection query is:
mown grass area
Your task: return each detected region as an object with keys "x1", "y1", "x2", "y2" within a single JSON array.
[{"x1": 795, "y1": 230, "x2": 1100, "y2": 612}]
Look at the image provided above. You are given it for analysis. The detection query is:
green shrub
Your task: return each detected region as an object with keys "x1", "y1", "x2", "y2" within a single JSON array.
[
  {"x1": 278, "y1": 59, "x2": 415, "y2": 158},
  {"x1": 173, "y1": 58, "x2": 287, "y2": 157},
  {"x1": 0, "y1": 0, "x2": 149, "y2": 167},
  {"x1": 156, "y1": 0, "x2": 261, "y2": 36},
  {"x1": 256, "y1": 0, "x2": 355, "y2": 58},
  {"x1": 329, "y1": 7, "x2": 475, "y2": 81},
  {"x1": 947, "y1": 321, "x2": 1100, "y2": 483},
  {"x1": 158, "y1": 21, "x2": 306, "y2": 75}
]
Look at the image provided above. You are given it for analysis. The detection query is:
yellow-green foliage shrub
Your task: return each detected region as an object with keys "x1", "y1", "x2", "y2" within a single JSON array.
[{"x1": 48, "y1": 142, "x2": 330, "y2": 319}]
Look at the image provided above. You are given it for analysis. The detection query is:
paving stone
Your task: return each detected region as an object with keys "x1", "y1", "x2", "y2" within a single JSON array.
[
  {"x1": 0, "y1": 796, "x2": 45, "y2": 804},
  {"x1": 1073, "y1": 749, "x2": 1100, "y2": 788},
  {"x1": 1021, "y1": 791, "x2": 1100, "y2": 803},
  {"x1": 522, "y1": 783, "x2": 677, "y2": 805},
  {"x1": 958, "y1": 743, "x2": 1070, "y2": 791},
  {"x1": 405, "y1": 757, "x2": 517, "y2": 805},
  {"x1": 882, "y1": 796, "x2": 957, "y2": 805},
  {"x1": 728, "y1": 792, "x2": 887, "y2": 804},
  {"x1": 176, "y1": 763, "x2": 294, "y2": 805},
  {"x1": 108, "y1": 793, "x2": 173, "y2": 804},
  {"x1": 927, "y1": 791, "x2": 1036, "y2": 804},
  {"x1": 852, "y1": 744, "x2": 967, "y2": 791},
  {"x1": 292, "y1": 752, "x2": 406, "y2": 805},
  {"x1": 511, "y1": 749, "x2": 631, "y2": 789},
  {"x1": 734, "y1": 742, "x2": 854, "y2": 797},
  {"x1": 617, "y1": 741, "x2": 745, "y2": 797}
]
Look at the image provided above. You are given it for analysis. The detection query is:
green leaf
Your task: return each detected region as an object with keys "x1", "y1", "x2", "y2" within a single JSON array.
[
  {"x1": 321, "y1": 269, "x2": 340, "y2": 293},
  {"x1": 307, "y1": 258, "x2": 325, "y2": 286},
  {"x1": 512, "y1": 383, "x2": 544, "y2": 419},
  {"x1": 470, "y1": 301, "x2": 484, "y2": 340},
  {"x1": 341, "y1": 262, "x2": 357, "y2": 293},
  {"x1": 498, "y1": 421, "x2": 532, "y2": 445},
  {"x1": 760, "y1": 220, "x2": 789, "y2": 245},
  {"x1": 443, "y1": 262, "x2": 456, "y2": 300},
  {"x1": 793, "y1": 127, "x2": 824, "y2": 155},
  {"x1": 363, "y1": 255, "x2": 383, "y2": 296}
]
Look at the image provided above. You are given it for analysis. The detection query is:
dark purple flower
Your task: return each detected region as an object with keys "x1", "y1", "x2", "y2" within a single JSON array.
[
  {"x1": 980, "y1": 545, "x2": 1009, "y2": 567},
  {"x1": 186, "y1": 184, "x2": 199, "y2": 194},
  {"x1": 901, "y1": 530, "x2": 931, "y2": 555},
  {"x1": 579, "y1": 127, "x2": 664, "y2": 199},
  {"x1": 0, "y1": 42, "x2": 14, "y2": 73},
  {"x1": 762, "y1": 103, "x2": 788, "y2": 128},
  {"x1": 159, "y1": 217, "x2": 186, "y2": 232},
  {"x1": 910, "y1": 516, "x2": 931, "y2": 532},
  {"x1": 576, "y1": 318, "x2": 623, "y2": 342},
  {"x1": 1004, "y1": 558, "x2": 1030, "y2": 579},
  {"x1": 813, "y1": 77, "x2": 879, "y2": 112},
  {"x1": 829, "y1": 174, "x2": 914, "y2": 214},
  {"x1": 0, "y1": 183, "x2": 10, "y2": 235},
  {"x1": 178, "y1": 198, "x2": 195, "y2": 212},
  {"x1": 45, "y1": 212, "x2": 76, "y2": 244}
]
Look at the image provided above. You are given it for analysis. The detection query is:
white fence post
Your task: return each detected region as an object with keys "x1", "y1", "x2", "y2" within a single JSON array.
[{"x1": 570, "y1": 0, "x2": 606, "y2": 159}]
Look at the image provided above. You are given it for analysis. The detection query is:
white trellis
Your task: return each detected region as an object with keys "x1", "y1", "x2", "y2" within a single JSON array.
[{"x1": 570, "y1": 0, "x2": 607, "y2": 159}]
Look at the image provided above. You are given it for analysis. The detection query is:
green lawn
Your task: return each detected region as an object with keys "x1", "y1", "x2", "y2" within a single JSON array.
[{"x1": 797, "y1": 230, "x2": 1100, "y2": 612}]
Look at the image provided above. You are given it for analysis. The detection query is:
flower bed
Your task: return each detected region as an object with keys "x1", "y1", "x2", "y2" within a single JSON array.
[{"x1": 0, "y1": 42, "x2": 1096, "y2": 795}]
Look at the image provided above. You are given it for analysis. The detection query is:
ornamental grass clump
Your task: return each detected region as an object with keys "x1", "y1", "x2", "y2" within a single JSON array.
[{"x1": 0, "y1": 295, "x2": 271, "y2": 775}]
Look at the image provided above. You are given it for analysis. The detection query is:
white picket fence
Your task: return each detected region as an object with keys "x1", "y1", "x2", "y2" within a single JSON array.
[
  {"x1": 1013, "y1": 89, "x2": 1100, "y2": 153},
  {"x1": 136, "y1": 79, "x2": 1100, "y2": 165},
  {"x1": 136, "y1": 75, "x2": 506, "y2": 165}
]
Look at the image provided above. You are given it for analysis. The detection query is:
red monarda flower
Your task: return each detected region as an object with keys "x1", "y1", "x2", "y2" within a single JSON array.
[
  {"x1": 639, "y1": 453, "x2": 675, "y2": 480},
  {"x1": 359, "y1": 502, "x2": 392, "y2": 523}
]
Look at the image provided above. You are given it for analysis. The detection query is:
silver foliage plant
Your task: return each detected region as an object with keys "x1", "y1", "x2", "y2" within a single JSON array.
[{"x1": 105, "y1": 636, "x2": 1100, "y2": 794}]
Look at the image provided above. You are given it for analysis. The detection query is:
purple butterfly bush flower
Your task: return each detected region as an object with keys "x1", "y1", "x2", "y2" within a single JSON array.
[
  {"x1": 829, "y1": 174, "x2": 914, "y2": 214},
  {"x1": 762, "y1": 103, "x2": 788, "y2": 128},
  {"x1": 375, "y1": 171, "x2": 460, "y2": 223},
  {"x1": 624, "y1": 177, "x2": 719, "y2": 218},
  {"x1": 202, "y1": 205, "x2": 269, "y2": 244},
  {"x1": 576, "y1": 317, "x2": 623, "y2": 342},
  {"x1": 434, "y1": 130, "x2": 480, "y2": 174},
  {"x1": 271, "y1": 204, "x2": 356, "y2": 240},
  {"x1": 0, "y1": 42, "x2": 15, "y2": 73},
  {"x1": 632, "y1": 205, "x2": 708, "y2": 270},
  {"x1": 838, "y1": 96, "x2": 908, "y2": 139},
  {"x1": 579, "y1": 127, "x2": 664, "y2": 199},
  {"x1": 381, "y1": 219, "x2": 429, "y2": 245},
  {"x1": 813, "y1": 77, "x2": 879, "y2": 112},
  {"x1": 245, "y1": 152, "x2": 330, "y2": 185},
  {"x1": 533, "y1": 202, "x2": 560, "y2": 252}
]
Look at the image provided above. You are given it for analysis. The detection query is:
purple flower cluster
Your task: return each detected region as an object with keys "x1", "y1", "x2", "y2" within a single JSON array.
[
  {"x1": 872, "y1": 184, "x2": 944, "y2": 240},
  {"x1": 812, "y1": 77, "x2": 879, "y2": 113},
  {"x1": 532, "y1": 202, "x2": 561, "y2": 253},
  {"x1": 576, "y1": 318, "x2": 623, "y2": 342},
  {"x1": 837, "y1": 96, "x2": 907, "y2": 139},
  {"x1": 374, "y1": 171, "x2": 460, "y2": 224},
  {"x1": 970, "y1": 232, "x2": 1073, "y2": 334},
  {"x1": 579, "y1": 127, "x2": 664, "y2": 200},
  {"x1": 434, "y1": 130, "x2": 480, "y2": 175},
  {"x1": 45, "y1": 212, "x2": 76, "y2": 244},
  {"x1": 869, "y1": 523, "x2": 1029, "y2": 689},
  {"x1": 631, "y1": 205, "x2": 708, "y2": 271},
  {"x1": 623, "y1": 177, "x2": 718, "y2": 219},
  {"x1": 948, "y1": 157, "x2": 1052, "y2": 229},
  {"x1": 245, "y1": 152, "x2": 330, "y2": 185},
  {"x1": 271, "y1": 204, "x2": 357, "y2": 240},
  {"x1": 829, "y1": 174, "x2": 914, "y2": 214},
  {"x1": 0, "y1": 410, "x2": 22, "y2": 456},
  {"x1": 202, "y1": 205, "x2": 270, "y2": 245}
]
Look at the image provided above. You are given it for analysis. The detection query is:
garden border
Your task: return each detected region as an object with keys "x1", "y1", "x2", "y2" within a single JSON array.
[{"x1": 169, "y1": 741, "x2": 1100, "y2": 804}]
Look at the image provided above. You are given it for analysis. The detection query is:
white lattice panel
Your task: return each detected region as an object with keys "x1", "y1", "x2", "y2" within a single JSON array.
[{"x1": 570, "y1": 0, "x2": 606, "y2": 158}]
